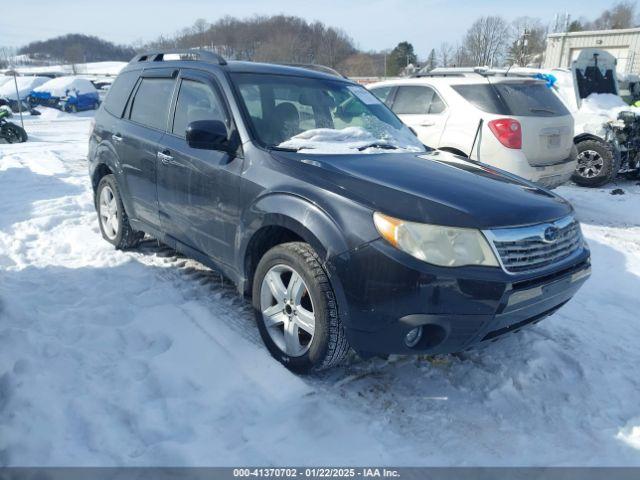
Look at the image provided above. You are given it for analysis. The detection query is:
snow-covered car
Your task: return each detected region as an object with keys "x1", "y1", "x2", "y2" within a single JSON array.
[
  {"x1": 368, "y1": 75, "x2": 577, "y2": 189},
  {"x1": 29, "y1": 76, "x2": 100, "y2": 112},
  {"x1": 0, "y1": 75, "x2": 49, "y2": 112}
]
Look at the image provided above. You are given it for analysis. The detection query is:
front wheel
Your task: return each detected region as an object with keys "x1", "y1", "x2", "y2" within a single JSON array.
[
  {"x1": 95, "y1": 175, "x2": 143, "y2": 249},
  {"x1": 572, "y1": 139, "x2": 618, "y2": 187},
  {"x1": 252, "y1": 242, "x2": 350, "y2": 373}
]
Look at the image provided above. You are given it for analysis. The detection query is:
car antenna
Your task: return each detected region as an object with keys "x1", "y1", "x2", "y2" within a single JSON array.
[{"x1": 468, "y1": 118, "x2": 483, "y2": 161}]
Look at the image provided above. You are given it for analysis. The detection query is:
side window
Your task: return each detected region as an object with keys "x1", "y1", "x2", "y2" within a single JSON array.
[
  {"x1": 172, "y1": 79, "x2": 228, "y2": 137},
  {"x1": 369, "y1": 86, "x2": 393, "y2": 105},
  {"x1": 103, "y1": 70, "x2": 139, "y2": 117},
  {"x1": 429, "y1": 91, "x2": 446, "y2": 114},
  {"x1": 392, "y1": 86, "x2": 434, "y2": 115},
  {"x1": 129, "y1": 78, "x2": 175, "y2": 130}
]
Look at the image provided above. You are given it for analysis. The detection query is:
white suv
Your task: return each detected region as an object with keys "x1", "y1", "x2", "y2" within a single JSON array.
[{"x1": 368, "y1": 75, "x2": 577, "y2": 188}]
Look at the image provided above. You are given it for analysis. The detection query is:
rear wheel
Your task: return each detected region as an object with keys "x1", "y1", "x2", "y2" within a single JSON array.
[
  {"x1": 572, "y1": 139, "x2": 618, "y2": 187},
  {"x1": 96, "y1": 175, "x2": 143, "y2": 249},
  {"x1": 252, "y1": 242, "x2": 349, "y2": 373}
]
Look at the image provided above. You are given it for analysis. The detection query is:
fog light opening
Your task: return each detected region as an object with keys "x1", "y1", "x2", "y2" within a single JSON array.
[{"x1": 405, "y1": 326, "x2": 423, "y2": 348}]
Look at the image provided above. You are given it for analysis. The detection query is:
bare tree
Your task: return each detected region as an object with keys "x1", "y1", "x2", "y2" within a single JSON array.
[
  {"x1": 438, "y1": 42, "x2": 453, "y2": 67},
  {"x1": 591, "y1": 1, "x2": 636, "y2": 29},
  {"x1": 463, "y1": 16, "x2": 510, "y2": 67},
  {"x1": 508, "y1": 17, "x2": 548, "y2": 67},
  {"x1": 64, "y1": 44, "x2": 84, "y2": 74}
]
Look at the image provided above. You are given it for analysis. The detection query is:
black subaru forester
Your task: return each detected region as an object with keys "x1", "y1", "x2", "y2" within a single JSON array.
[{"x1": 88, "y1": 50, "x2": 591, "y2": 373}]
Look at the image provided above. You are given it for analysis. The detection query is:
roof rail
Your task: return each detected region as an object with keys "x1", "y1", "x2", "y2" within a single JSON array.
[
  {"x1": 131, "y1": 49, "x2": 227, "y2": 66},
  {"x1": 279, "y1": 63, "x2": 347, "y2": 78},
  {"x1": 414, "y1": 66, "x2": 490, "y2": 78}
]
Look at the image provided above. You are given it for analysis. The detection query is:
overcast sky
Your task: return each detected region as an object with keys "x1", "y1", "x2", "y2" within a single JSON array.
[{"x1": 1, "y1": 0, "x2": 614, "y2": 58}]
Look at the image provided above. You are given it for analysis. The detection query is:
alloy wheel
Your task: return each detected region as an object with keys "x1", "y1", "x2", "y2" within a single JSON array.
[
  {"x1": 576, "y1": 150, "x2": 604, "y2": 178},
  {"x1": 260, "y1": 264, "x2": 316, "y2": 357},
  {"x1": 99, "y1": 185, "x2": 119, "y2": 240}
]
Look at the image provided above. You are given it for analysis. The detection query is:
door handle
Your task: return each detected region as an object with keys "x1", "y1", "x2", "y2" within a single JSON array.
[
  {"x1": 420, "y1": 121, "x2": 436, "y2": 127},
  {"x1": 112, "y1": 133, "x2": 123, "y2": 142},
  {"x1": 157, "y1": 151, "x2": 174, "y2": 165}
]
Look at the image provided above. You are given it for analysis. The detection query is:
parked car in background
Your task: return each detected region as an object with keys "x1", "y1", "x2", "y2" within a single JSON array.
[
  {"x1": 29, "y1": 77, "x2": 100, "y2": 112},
  {"x1": 368, "y1": 74, "x2": 577, "y2": 188},
  {"x1": 89, "y1": 49, "x2": 590, "y2": 373},
  {"x1": 0, "y1": 76, "x2": 49, "y2": 112},
  {"x1": 509, "y1": 50, "x2": 640, "y2": 187}
]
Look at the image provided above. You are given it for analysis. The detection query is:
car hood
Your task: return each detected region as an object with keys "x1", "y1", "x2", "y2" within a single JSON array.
[{"x1": 272, "y1": 149, "x2": 573, "y2": 229}]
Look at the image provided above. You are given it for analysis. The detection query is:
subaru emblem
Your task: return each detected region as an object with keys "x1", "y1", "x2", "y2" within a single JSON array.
[{"x1": 544, "y1": 226, "x2": 559, "y2": 243}]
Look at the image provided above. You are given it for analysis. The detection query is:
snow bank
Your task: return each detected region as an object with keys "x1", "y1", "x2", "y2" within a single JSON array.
[
  {"x1": 0, "y1": 76, "x2": 49, "y2": 100},
  {"x1": 278, "y1": 126, "x2": 424, "y2": 154},
  {"x1": 4, "y1": 61, "x2": 127, "y2": 77},
  {"x1": 572, "y1": 93, "x2": 640, "y2": 137},
  {"x1": 33, "y1": 76, "x2": 97, "y2": 97},
  {"x1": 2, "y1": 112, "x2": 640, "y2": 466}
]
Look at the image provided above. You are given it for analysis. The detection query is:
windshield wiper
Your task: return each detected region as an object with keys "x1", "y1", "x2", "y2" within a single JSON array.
[
  {"x1": 530, "y1": 107, "x2": 556, "y2": 115},
  {"x1": 269, "y1": 145, "x2": 308, "y2": 152},
  {"x1": 357, "y1": 142, "x2": 398, "y2": 151}
]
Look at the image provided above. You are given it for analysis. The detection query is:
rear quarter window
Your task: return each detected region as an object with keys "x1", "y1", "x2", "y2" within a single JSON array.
[
  {"x1": 103, "y1": 70, "x2": 139, "y2": 117},
  {"x1": 451, "y1": 84, "x2": 508, "y2": 115}
]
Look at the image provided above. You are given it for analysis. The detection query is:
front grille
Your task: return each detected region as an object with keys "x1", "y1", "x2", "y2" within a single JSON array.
[{"x1": 487, "y1": 216, "x2": 583, "y2": 273}]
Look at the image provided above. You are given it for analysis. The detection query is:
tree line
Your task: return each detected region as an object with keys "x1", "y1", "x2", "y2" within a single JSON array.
[{"x1": 2, "y1": 1, "x2": 637, "y2": 75}]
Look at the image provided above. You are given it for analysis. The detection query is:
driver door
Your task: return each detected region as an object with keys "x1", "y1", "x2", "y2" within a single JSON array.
[{"x1": 156, "y1": 70, "x2": 242, "y2": 264}]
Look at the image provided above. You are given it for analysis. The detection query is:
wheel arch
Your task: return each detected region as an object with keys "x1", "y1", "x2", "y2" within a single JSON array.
[
  {"x1": 239, "y1": 193, "x2": 350, "y2": 295},
  {"x1": 574, "y1": 133, "x2": 606, "y2": 145}
]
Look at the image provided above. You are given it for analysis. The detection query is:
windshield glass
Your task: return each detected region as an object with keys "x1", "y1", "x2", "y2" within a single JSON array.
[{"x1": 231, "y1": 73, "x2": 426, "y2": 154}]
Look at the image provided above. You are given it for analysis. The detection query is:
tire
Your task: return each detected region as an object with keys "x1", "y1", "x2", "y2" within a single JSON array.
[
  {"x1": 252, "y1": 242, "x2": 349, "y2": 373},
  {"x1": 1, "y1": 123, "x2": 27, "y2": 143},
  {"x1": 95, "y1": 175, "x2": 143, "y2": 249},
  {"x1": 572, "y1": 139, "x2": 618, "y2": 187}
]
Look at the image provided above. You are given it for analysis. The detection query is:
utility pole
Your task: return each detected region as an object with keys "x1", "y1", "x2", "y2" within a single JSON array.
[{"x1": 6, "y1": 70, "x2": 24, "y2": 129}]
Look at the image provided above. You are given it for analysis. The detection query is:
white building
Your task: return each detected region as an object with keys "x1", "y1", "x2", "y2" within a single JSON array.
[{"x1": 544, "y1": 27, "x2": 640, "y2": 75}]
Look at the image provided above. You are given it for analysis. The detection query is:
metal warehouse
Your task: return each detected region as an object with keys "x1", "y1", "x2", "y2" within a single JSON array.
[{"x1": 544, "y1": 27, "x2": 640, "y2": 75}]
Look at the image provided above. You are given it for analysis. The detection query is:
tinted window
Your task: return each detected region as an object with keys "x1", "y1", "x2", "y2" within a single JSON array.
[
  {"x1": 451, "y1": 84, "x2": 508, "y2": 114},
  {"x1": 172, "y1": 80, "x2": 227, "y2": 137},
  {"x1": 369, "y1": 86, "x2": 393, "y2": 105},
  {"x1": 129, "y1": 78, "x2": 175, "y2": 130},
  {"x1": 103, "y1": 70, "x2": 138, "y2": 117},
  {"x1": 392, "y1": 86, "x2": 433, "y2": 114},
  {"x1": 493, "y1": 82, "x2": 570, "y2": 117},
  {"x1": 430, "y1": 91, "x2": 446, "y2": 114},
  {"x1": 452, "y1": 82, "x2": 570, "y2": 117}
]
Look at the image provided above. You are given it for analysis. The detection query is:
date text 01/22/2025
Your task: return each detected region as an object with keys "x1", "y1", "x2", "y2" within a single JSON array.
[{"x1": 232, "y1": 468, "x2": 401, "y2": 478}]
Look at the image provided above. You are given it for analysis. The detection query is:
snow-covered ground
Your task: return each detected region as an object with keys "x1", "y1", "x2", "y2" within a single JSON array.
[{"x1": 1, "y1": 110, "x2": 640, "y2": 466}]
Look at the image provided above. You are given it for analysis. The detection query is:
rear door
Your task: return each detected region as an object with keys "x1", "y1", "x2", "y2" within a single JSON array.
[
  {"x1": 157, "y1": 69, "x2": 242, "y2": 264},
  {"x1": 118, "y1": 69, "x2": 176, "y2": 227},
  {"x1": 389, "y1": 85, "x2": 448, "y2": 147}
]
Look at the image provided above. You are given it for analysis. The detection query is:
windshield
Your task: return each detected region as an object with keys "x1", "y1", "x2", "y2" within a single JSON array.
[{"x1": 231, "y1": 72, "x2": 426, "y2": 154}]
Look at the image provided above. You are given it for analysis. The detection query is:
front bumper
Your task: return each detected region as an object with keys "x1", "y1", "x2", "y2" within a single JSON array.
[{"x1": 328, "y1": 239, "x2": 591, "y2": 356}]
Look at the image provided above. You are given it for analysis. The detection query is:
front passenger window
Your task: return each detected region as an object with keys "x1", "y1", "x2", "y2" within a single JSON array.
[{"x1": 172, "y1": 80, "x2": 227, "y2": 137}]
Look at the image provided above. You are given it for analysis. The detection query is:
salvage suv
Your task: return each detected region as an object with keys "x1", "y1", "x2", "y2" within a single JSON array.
[
  {"x1": 89, "y1": 50, "x2": 591, "y2": 373},
  {"x1": 369, "y1": 73, "x2": 577, "y2": 189}
]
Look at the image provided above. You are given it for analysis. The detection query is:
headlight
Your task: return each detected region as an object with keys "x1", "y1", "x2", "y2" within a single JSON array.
[{"x1": 373, "y1": 212, "x2": 499, "y2": 267}]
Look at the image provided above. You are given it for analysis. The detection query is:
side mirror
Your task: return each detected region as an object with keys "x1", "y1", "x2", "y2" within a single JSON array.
[{"x1": 186, "y1": 120, "x2": 229, "y2": 151}]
